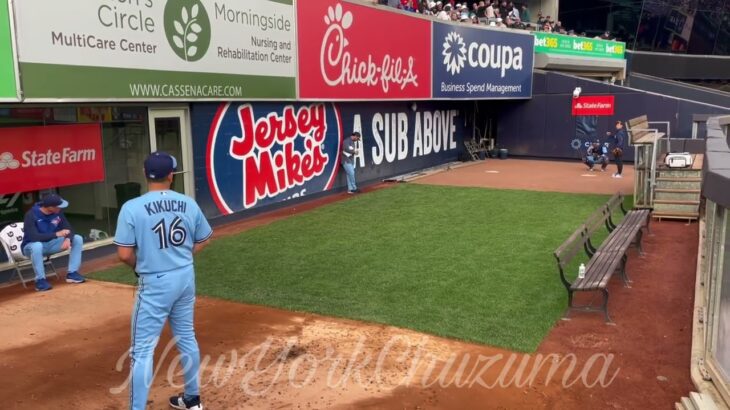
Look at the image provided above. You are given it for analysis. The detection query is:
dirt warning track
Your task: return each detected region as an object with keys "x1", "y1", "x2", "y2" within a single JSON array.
[{"x1": 414, "y1": 159, "x2": 634, "y2": 195}]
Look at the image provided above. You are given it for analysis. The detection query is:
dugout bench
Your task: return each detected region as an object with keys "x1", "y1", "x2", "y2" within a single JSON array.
[{"x1": 553, "y1": 193, "x2": 651, "y2": 323}]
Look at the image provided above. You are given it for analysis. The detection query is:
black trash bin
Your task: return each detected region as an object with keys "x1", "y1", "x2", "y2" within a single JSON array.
[
  {"x1": 114, "y1": 182, "x2": 141, "y2": 209},
  {"x1": 498, "y1": 148, "x2": 509, "y2": 160}
]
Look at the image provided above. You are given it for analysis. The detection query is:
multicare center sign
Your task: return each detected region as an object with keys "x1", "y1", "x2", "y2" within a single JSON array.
[
  {"x1": 13, "y1": 0, "x2": 296, "y2": 100},
  {"x1": 8, "y1": 0, "x2": 538, "y2": 101},
  {"x1": 534, "y1": 32, "x2": 625, "y2": 59},
  {"x1": 0, "y1": 0, "x2": 18, "y2": 101}
]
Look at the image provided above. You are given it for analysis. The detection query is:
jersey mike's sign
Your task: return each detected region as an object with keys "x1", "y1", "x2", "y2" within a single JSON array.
[
  {"x1": 571, "y1": 96, "x2": 615, "y2": 116},
  {"x1": 196, "y1": 101, "x2": 466, "y2": 218},
  {"x1": 297, "y1": 0, "x2": 432, "y2": 100},
  {"x1": 205, "y1": 102, "x2": 342, "y2": 215},
  {"x1": 0, "y1": 124, "x2": 105, "y2": 194}
]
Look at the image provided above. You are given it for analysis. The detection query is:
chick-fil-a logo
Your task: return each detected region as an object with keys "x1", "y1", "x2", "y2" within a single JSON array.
[{"x1": 319, "y1": 3, "x2": 419, "y2": 93}]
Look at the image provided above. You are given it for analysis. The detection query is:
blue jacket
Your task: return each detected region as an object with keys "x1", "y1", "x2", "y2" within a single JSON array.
[
  {"x1": 21, "y1": 204, "x2": 74, "y2": 249},
  {"x1": 612, "y1": 129, "x2": 626, "y2": 149}
]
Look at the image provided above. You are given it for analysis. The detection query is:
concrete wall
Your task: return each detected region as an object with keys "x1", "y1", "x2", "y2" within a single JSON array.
[
  {"x1": 191, "y1": 101, "x2": 469, "y2": 220},
  {"x1": 494, "y1": 71, "x2": 730, "y2": 160}
]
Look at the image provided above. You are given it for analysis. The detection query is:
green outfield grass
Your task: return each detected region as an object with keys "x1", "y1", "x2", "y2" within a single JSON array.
[{"x1": 93, "y1": 184, "x2": 620, "y2": 352}]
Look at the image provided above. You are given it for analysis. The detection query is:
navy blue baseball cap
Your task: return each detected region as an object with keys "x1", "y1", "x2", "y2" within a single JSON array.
[
  {"x1": 144, "y1": 152, "x2": 177, "y2": 179},
  {"x1": 39, "y1": 194, "x2": 68, "y2": 208}
]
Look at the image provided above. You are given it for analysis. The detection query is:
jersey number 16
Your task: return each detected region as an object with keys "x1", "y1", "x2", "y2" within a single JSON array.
[{"x1": 152, "y1": 217, "x2": 187, "y2": 249}]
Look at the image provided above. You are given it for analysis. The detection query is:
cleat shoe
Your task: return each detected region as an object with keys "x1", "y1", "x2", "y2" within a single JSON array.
[
  {"x1": 66, "y1": 271, "x2": 86, "y2": 283},
  {"x1": 35, "y1": 278, "x2": 52, "y2": 292},
  {"x1": 170, "y1": 394, "x2": 202, "y2": 410}
]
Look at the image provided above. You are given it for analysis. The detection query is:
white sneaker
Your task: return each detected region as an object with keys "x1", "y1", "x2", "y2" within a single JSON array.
[
  {"x1": 170, "y1": 395, "x2": 203, "y2": 410},
  {"x1": 615, "y1": 174, "x2": 623, "y2": 179}
]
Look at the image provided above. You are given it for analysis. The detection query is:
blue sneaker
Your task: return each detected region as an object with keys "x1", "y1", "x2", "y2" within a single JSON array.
[
  {"x1": 35, "y1": 278, "x2": 52, "y2": 292},
  {"x1": 66, "y1": 271, "x2": 86, "y2": 283}
]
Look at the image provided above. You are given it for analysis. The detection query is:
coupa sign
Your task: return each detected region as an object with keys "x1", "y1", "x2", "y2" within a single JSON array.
[
  {"x1": 432, "y1": 22, "x2": 533, "y2": 99},
  {"x1": 206, "y1": 103, "x2": 342, "y2": 215}
]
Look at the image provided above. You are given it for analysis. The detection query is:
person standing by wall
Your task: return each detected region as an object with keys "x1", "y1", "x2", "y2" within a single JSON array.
[
  {"x1": 607, "y1": 120, "x2": 627, "y2": 178},
  {"x1": 341, "y1": 132, "x2": 362, "y2": 194}
]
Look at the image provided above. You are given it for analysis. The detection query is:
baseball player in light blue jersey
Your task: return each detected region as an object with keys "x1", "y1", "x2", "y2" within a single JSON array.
[{"x1": 114, "y1": 152, "x2": 213, "y2": 410}]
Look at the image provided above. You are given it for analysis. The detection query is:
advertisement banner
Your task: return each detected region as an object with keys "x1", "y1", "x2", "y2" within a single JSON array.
[
  {"x1": 194, "y1": 101, "x2": 465, "y2": 217},
  {"x1": 297, "y1": 1, "x2": 432, "y2": 100},
  {"x1": 13, "y1": 0, "x2": 296, "y2": 100},
  {"x1": 534, "y1": 32, "x2": 625, "y2": 59},
  {"x1": 433, "y1": 22, "x2": 533, "y2": 99},
  {"x1": 0, "y1": 124, "x2": 105, "y2": 194},
  {"x1": 0, "y1": 0, "x2": 18, "y2": 101},
  {"x1": 571, "y1": 96, "x2": 615, "y2": 116}
]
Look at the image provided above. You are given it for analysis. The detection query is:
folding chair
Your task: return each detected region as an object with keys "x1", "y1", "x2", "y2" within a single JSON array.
[{"x1": 0, "y1": 222, "x2": 59, "y2": 288}]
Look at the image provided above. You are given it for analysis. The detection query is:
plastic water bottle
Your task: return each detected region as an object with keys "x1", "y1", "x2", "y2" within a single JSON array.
[{"x1": 578, "y1": 263, "x2": 586, "y2": 279}]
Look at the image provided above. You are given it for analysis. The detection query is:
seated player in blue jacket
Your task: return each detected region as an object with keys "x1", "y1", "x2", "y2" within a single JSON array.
[{"x1": 21, "y1": 194, "x2": 86, "y2": 291}]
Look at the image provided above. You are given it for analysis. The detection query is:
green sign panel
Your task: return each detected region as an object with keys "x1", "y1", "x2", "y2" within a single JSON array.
[
  {"x1": 533, "y1": 32, "x2": 625, "y2": 59},
  {"x1": 0, "y1": 0, "x2": 18, "y2": 100},
  {"x1": 14, "y1": 0, "x2": 296, "y2": 100}
]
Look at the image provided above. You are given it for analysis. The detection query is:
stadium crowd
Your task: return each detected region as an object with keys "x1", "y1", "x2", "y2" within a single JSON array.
[{"x1": 376, "y1": 0, "x2": 619, "y2": 40}]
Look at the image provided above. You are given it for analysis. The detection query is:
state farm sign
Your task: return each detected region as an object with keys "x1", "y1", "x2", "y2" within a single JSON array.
[
  {"x1": 0, "y1": 124, "x2": 105, "y2": 194},
  {"x1": 297, "y1": 0, "x2": 432, "y2": 100},
  {"x1": 571, "y1": 96, "x2": 615, "y2": 116}
]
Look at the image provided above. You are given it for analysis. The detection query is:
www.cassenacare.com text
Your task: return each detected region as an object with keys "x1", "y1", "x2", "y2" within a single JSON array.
[
  {"x1": 128, "y1": 83, "x2": 243, "y2": 98},
  {"x1": 440, "y1": 82, "x2": 522, "y2": 94}
]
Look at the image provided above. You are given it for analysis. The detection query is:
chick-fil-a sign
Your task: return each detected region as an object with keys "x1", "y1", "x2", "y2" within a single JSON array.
[{"x1": 297, "y1": 0, "x2": 432, "y2": 100}]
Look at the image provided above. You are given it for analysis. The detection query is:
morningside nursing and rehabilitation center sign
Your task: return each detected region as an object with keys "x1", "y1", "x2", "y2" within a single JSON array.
[
  {"x1": 534, "y1": 32, "x2": 625, "y2": 60},
  {"x1": 12, "y1": 0, "x2": 296, "y2": 100}
]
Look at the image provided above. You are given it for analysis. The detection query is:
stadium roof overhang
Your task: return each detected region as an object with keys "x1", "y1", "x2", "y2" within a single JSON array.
[{"x1": 534, "y1": 54, "x2": 627, "y2": 81}]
